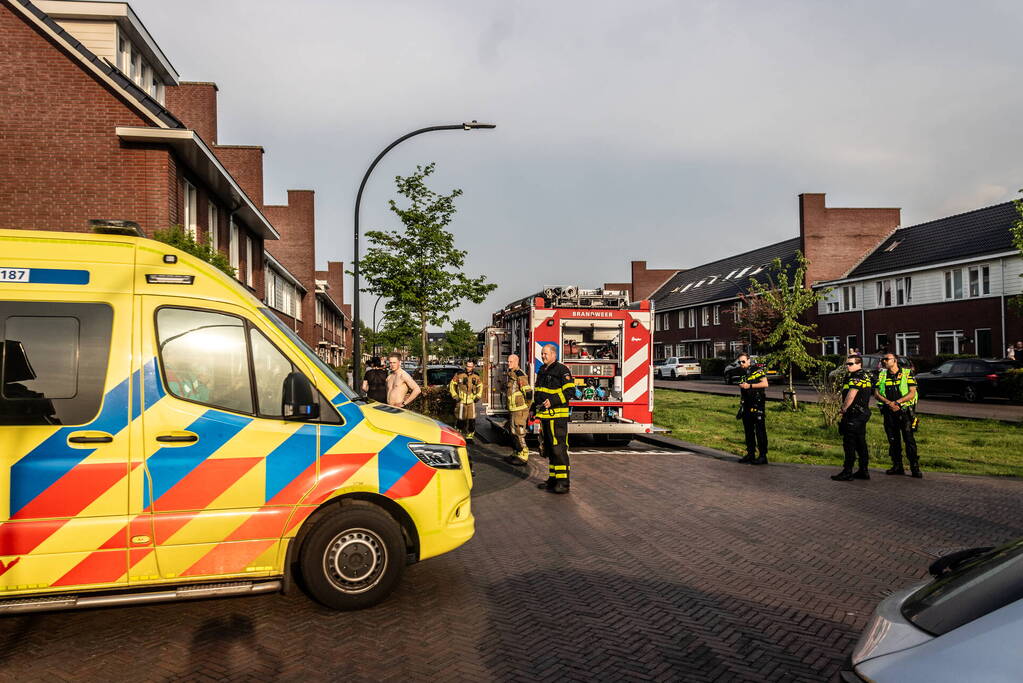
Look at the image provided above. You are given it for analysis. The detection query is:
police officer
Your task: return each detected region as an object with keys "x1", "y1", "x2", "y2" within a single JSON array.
[
  {"x1": 735, "y1": 353, "x2": 769, "y2": 465},
  {"x1": 532, "y1": 344, "x2": 574, "y2": 494},
  {"x1": 831, "y1": 354, "x2": 872, "y2": 481},
  {"x1": 503, "y1": 353, "x2": 533, "y2": 466},
  {"x1": 874, "y1": 352, "x2": 922, "y2": 478},
  {"x1": 448, "y1": 360, "x2": 483, "y2": 442}
]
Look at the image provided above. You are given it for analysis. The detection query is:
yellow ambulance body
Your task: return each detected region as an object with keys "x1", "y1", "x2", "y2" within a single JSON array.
[{"x1": 0, "y1": 229, "x2": 473, "y2": 613}]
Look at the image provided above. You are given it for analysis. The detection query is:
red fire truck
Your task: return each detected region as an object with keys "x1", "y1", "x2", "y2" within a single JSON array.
[{"x1": 481, "y1": 286, "x2": 654, "y2": 444}]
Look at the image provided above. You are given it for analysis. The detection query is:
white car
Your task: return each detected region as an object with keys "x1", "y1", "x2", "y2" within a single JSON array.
[
  {"x1": 656, "y1": 356, "x2": 701, "y2": 380},
  {"x1": 843, "y1": 538, "x2": 1023, "y2": 682}
]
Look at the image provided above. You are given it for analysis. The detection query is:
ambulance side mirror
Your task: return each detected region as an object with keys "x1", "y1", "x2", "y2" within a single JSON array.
[{"x1": 282, "y1": 372, "x2": 320, "y2": 421}]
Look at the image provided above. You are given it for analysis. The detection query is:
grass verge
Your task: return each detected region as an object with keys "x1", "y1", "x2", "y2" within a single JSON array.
[{"x1": 653, "y1": 389, "x2": 1023, "y2": 478}]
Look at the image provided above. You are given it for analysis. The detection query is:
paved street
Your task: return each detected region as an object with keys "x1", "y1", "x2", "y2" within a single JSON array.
[
  {"x1": 654, "y1": 378, "x2": 1023, "y2": 422},
  {"x1": 1, "y1": 437, "x2": 1020, "y2": 682}
]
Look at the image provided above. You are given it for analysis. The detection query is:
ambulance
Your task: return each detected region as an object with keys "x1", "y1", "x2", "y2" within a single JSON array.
[
  {"x1": 0, "y1": 229, "x2": 473, "y2": 613},
  {"x1": 481, "y1": 286, "x2": 655, "y2": 445}
]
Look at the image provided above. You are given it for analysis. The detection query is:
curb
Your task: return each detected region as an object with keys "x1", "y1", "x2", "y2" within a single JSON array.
[{"x1": 636, "y1": 432, "x2": 741, "y2": 462}]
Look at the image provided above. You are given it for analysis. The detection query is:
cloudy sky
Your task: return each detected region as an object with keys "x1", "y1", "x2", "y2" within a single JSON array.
[{"x1": 131, "y1": 0, "x2": 1023, "y2": 329}]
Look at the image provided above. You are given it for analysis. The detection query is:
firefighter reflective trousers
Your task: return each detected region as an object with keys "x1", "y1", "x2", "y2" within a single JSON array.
[
  {"x1": 882, "y1": 407, "x2": 917, "y2": 469},
  {"x1": 541, "y1": 417, "x2": 570, "y2": 486},
  {"x1": 742, "y1": 411, "x2": 768, "y2": 458},
  {"x1": 509, "y1": 409, "x2": 528, "y2": 459}
]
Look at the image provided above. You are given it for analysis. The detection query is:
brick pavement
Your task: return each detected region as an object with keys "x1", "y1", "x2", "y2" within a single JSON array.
[{"x1": 0, "y1": 443, "x2": 1020, "y2": 682}]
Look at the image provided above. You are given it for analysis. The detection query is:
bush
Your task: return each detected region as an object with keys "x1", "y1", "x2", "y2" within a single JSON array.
[
  {"x1": 1003, "y1": 369, "x2": 1023, "y2": 402},
  {"x1": 153, "y1": 225, "x2": 236, "y2": 277},
  {"x1": 700, "y1": 357, "x2": 729, "y2": 376},
  {"x1": 415, "y1": 385, "x2": 456, "y2": 423}
]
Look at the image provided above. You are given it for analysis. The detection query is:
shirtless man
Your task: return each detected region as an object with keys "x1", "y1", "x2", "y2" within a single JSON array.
[{"x1": 386, "y1": 353, "x2": 421, "y2": 408}]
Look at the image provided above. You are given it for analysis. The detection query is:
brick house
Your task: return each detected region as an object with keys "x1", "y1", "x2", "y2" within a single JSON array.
[
  {"x1": 645, "y1": 194, "x2": 900, "y2": 359},
  {"x1": 1, "y1": 0, "x2": 352, "y2": 363},
  {"x1": 813, "y1": 201, "x2": 1023, "y2": 358},
  {"x1": 0, "y1": 0, "x2": 278, "y2": 297}
]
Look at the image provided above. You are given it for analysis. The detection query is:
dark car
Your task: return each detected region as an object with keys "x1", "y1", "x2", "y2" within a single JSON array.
[
  {"x1": 827, "y1": 354, "x2": 914, "y2": 384},
  {"x1": 915, "y1": 358, "x2": 1015, "y2": 402},
  {"x1": 723, "y1": 356, "x2": 784, "y2": 384},
  {"x1": 413, "y1": 364, "x2": 462, "y2": 387}
]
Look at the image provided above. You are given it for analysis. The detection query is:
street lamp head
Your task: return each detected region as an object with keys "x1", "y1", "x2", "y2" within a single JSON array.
[{"x1": 463, "y1": 120, "x2": 496, "y2": 130}]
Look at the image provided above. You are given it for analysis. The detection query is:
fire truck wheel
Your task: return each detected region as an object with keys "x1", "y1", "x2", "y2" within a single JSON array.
[{"x1": 300, "y1": 504, "x2": 405, "y2": 610}]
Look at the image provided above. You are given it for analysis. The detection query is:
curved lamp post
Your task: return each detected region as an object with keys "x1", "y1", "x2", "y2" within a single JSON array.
[{"x1": 352, "y1": 121, "x2": 496, "y2": 388}]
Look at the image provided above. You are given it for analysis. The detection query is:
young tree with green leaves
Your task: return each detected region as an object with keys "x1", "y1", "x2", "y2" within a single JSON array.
[
  {"x1": 356, "y1": 164, "x2": 496, "y2": 382},
  {"x1": 746, "y1": 252, "x2": 830, "y2": 408},
  {"x1": 153, "y1": 225, "x2": 235, "y2": 277},
  {"x1": 442, "y1": 319, "x2": 478, "y2": 361}
]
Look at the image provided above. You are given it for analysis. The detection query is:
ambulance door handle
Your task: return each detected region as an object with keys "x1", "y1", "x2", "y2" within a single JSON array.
[
  {"x1": 68, "y1": 431, "x2": 113, "y2": 444},
  {"x1": 155, "y1": 432, "x2": 198, "y2": 444}
]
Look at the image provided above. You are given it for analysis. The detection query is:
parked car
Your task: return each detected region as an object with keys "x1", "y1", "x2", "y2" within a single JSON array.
[
  {"x1": 413, "y1": 364, "x2": 462, "y2": 387},
  {"x1": 827, "y1": 354, "x2": 914, "y2": 384},
  {"x1": 723, "y1": 356, "x2": 783, "y2": 384},
  {"x1": 841, "y1": 537, "x2": 1023, "y2": 682},
  {"x1": 915, "y1": 358, "x2": 1015, "y2": 402},
  {"x1": 656, "y1": 356, "x2": 701, "y2": 380}
]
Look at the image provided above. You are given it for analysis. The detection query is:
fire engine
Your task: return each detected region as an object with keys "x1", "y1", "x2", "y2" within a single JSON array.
[{"x1": 481, "y1": 286, "x2": 654, "y2": 444}]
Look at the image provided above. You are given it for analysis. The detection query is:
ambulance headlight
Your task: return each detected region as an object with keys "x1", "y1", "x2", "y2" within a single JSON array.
[{"x1": 407, "y1": 443, "x2": 462, "y2": 470}]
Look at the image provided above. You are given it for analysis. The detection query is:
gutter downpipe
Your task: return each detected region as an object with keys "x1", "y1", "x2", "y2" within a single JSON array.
[{"x1": 1000, "y1": 257, "x2": 1006, "y2": 354}]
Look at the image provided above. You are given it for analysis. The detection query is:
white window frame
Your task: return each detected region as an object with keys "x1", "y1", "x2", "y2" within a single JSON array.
[
  {"x1": 712, "y1": 305, "x2": 720, "y2": 325},
  {"x1": 662, "y1": 313, "x2": 670, "y2": 330},
  {"x1": 822, "y1": 337, "x2": 840, "y2": 355},
  {"x1": 895, "y1": 276, "x2": 912, "y2": 306},
  {"x1": 732, "y1": 301, "x2": 742, "y2": 323},
  {"x1": 875, "y1": 333, "x2": 889, "y2": 352},
  {"x1": 895, "y1": 332, "x2": 920, "y2": 357},
  {"x1": 826, "y1": 301, "x2": 840, "y2": 313},
  {"x1": 245, "y1": 237, "x2": 254, "y2": 287},
  {"x1": 182, "y1": 180, "x2": 198, "y2": 239},
  {"x1": 654, "y1": 314, "x2": 662, "y2": 332},
  {"x1": 841, "y1": 285, "x2": 857, "y2": 311},
  {"x1": 943, "y1": 269, "x2": 964, "y2": 300},
  {"x1": 687, "y1": 309, "x2": 696, "y2": 328},
  {"x1": 701, "y1": 307, "x2": 709, "y2": 327},
  {"x1": 207, "y1": 201, "x2": 219, "y2": 250},
  {"x1": 876, "y1": 279, "x2": 893, "y2": 307},
  {"x1": 846, "y1": 335, "x2": 858, "y2": 354},
  {"x1": 967, "y1": 265, "x2": 991, "y2": 298},
  {"x1": 935, "y1": 330, "x2": 964, "y2": 355},
  {"x1": 678, "y1": 311, "x2": 685, "y2": 329},
  {"x1": 229, "y1": 220, "x2": 239, "y2": 273}
]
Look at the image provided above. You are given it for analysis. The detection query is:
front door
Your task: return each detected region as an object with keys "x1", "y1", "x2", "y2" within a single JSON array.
[
  {"x1": 140, "y1": 298, "x2": 317, "y2": 581},
  {"x1": 1, "y1": 292, "x2": 132, "y2": 592}
]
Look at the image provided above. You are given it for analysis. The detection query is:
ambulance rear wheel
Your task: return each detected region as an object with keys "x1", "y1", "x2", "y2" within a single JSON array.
[{"x1": 300, "y1": 504, "x2": 405, "y2": 610}]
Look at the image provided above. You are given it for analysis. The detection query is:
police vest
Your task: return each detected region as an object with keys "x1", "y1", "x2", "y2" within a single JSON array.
[{"x1": 875, "y1": 368, "x2": 918, "y2": 407}]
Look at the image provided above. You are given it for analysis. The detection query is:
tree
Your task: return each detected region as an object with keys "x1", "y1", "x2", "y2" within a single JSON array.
[
  {"x1": 154, "y1": 225, "x2": 235, "y2": 277},
  {"x1": 442, "y1": 319, "x2": 478, "y2": 361},
  {"x1": 355, "y1": 163, "x2": 497, "y2": 383},
  {"x1": 746, "y1": 252, "x2": 830, "y2": 408},
  {"x1": 734, "y1": 290, "x2": 782, "y2": 352},
  {"x1": 374, "y1": 308, "x2": 421, "y2": 358}
]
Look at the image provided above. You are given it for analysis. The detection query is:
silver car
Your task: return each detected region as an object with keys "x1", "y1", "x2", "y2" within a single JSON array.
[{"x1": 843, "y1": 538, "x2": 1023, "y2": 682}]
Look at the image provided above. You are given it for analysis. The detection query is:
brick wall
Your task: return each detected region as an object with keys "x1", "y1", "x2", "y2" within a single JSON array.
[
  {"x1": 214, "y1": 145, "x2": 264, "y2": 207},
  {"x1": 799, "y1": 193, "x2": 900, "y2": 286},
  {"x1": 264, "y1": 190, "x2": 316, "y2": 344},
  {"x1": 0, "y1": 4, "x2": 171, "y2": 234},
  {"x1": 604, "y1": 262, "x2": 680, "y2": 302},
  {"x1": 164, "y1": 81, "x2": 218, "y2": 146}
]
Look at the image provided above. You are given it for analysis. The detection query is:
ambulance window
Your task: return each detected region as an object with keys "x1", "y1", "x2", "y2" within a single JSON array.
[
  {"x1": 249, "y1": 328, "x2": 294, "y2": 418},
  {"x1": 156, "y1": 308, "x2": 252, "y2": 414},
  {"x1": 1, "y1": 302, "x2": 112, "y2": 426}
]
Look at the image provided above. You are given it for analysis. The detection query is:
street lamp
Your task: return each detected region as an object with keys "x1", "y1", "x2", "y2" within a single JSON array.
[{"x1": 352, "y1": 121, "x2": 496, "y2": 388}]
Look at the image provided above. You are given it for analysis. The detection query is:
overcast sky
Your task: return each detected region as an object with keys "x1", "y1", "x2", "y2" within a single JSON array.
[{"x1": 131, "y1": 0, "x2": 1023, "y2": 329}]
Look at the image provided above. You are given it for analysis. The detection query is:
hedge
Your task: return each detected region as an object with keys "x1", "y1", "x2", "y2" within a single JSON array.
[
  {"x1": 1003, "y1": 369, "x2": 1023, "y2": 402},
  {"x1": 699, "y1": 358, "x2": 729, "y2": 376}
]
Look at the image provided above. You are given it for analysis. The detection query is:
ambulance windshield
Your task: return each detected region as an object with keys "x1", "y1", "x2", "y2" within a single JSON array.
[{"x1": 260, "y1": 307, "x2": 359, "y2": 401}]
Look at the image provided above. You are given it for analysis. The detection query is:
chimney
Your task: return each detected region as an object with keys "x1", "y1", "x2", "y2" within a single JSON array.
[
  {"x1": 799, "y1": 193, "x2": 900, "y2": 285},
  {"x1": 164, "y1": 82, "x2": 219, "y2": 145},
  {"x1": 214, "y1": 145, "x2": 265, "y2": 207}
]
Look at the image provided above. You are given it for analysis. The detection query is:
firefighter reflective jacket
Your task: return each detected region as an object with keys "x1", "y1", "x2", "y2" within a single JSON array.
[
  {"x1": 449, "y1": 371, "x2": 483, "y2": 406},
  {"x1": 505, "y1": 368, "x2": 532, "y2": 412},
  {"x1": 532, "y1": 361, "x2": 574, "y2": 419}
]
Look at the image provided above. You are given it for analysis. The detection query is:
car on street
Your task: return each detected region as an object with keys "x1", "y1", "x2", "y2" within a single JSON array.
[
  {"x1": 723, "y1": 356, "x2": 784, "y2": 384},
  {"x1": 655, "y1": 356, "x2": 701, "y2": 380},
  {"x1": 827, "y1": 353, "x2": 914, "y2": 384},
  {"x1": 413, "y1": 364, "x2": 462, "y2": 387},
  {"x1": 842, "y1": 537, "x2": 1023, "y2": 682},
  {"x1": 914, "y1": 358, "x2": 1016, "y2": 402}
]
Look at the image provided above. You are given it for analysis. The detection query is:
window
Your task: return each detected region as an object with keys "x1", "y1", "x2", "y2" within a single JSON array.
[
  {"x1": 182, "y1": 180, "x2": 198, "y2": 238},
  {"x1": 687, "y1": 309, "x2": 696, "y2": 328},
  {"x1": 157, "y1": 308, "x2": 252, "y2": 413},
  {"x1": 678, "y1": 311, "x2": 685, "y2": 329},
  {"x1": 876, "y1": 280, "x2": 892, "y2": 307},
  {"x1": 895, "y1": 332, "x2": 920, "y2": 357},
  {"x1": 842, "y1": 286, "x2": 857, "y2": 311},
  {"x1": 846, "y1": 335, "x2": 858, "y2": 354},
  {"x1": 250, "y1": 328, "x2": 294, "y2": 418},
  {"x1": 117, "y1": 35, "x2": 130, "y2": 72},
  {"x1": 701, "y1": 307, "x2": 710, "y2": 326},
  {"x1": 229, "y1": 220, "x2": 240, "y2": 272},
  {"x1": 662, "y1": 313, "x2": 670, "y2": 330},
  {"x1": 968, "y1": 266, "x2": 990, "y2": 297},
  {"x1": 712, "y1": 305, "x2": 720, "y2": 325},
  {"x1": 207, "y1": 202, "x2": 219, "y2": 251},
  {"x1": 654, "y1": 314, "x2": 661, "y2": 332},
  {"x1": 245, "y1": 237, "x2": 254, "y2": 287},
  {"x1": 732, "y1": 301, "x2": 742, "y2": 323},
  {"x1": 944, "y1": 269, "x2": 963, "y2": 300},
  {"x1": 1, "y1": 302, "x2": 112, "y2": 425},
  {"x1": 822, "y1": 337, "x2": 839, "y2": 355},
  {"x1": 316, "y1": 299, "x2": 324, "y2": 326},
  {"x1": 936, "y1": 330, "x2": 964, "y2": 355},
  {"x1": 895, "y1": 277, "x2": 911, "y2": 305},
  {"x1": 875, "y1": 333, "x2": 889, "y2": 352},
  {"x1": 826, "y1": 301, "x2": 839, "y2": 313}
]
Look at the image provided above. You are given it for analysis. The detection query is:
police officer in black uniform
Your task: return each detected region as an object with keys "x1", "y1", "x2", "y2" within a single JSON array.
[
  {"x1": 735, "y1": 353, "x2": 769, "y2": 465},
  {"x1": 831, "y1": 354, "x2": 873, "y2": 481},
  {"x1": 532, "y1": 344, "x2": 574, "y2": 494}
]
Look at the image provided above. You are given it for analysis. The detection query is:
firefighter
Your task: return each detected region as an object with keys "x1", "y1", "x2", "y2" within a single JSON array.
[
  {"x1": 831, "y1": 354, "x2": 873, "y2": 481},
  {"x1": 449, "y1": 360, "x2": 483, "y2": 442},
  {"x1": 874, "y1": 353, "x2": 922, "y2": 478},
  {"x1": 532, "y1": 344, "x2": 574, "y2": 494},
  {"x1": 735, "y1": 353, "x2": 769, "y2": 465},
  {"x1": 503, "y1": 353, "x2": 533, "y2": 466}
]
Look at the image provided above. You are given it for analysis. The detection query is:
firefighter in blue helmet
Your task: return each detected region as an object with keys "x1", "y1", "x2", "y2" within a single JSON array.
[{"x1": 532, "y1": 344, "x2": 574, "y2": 494}]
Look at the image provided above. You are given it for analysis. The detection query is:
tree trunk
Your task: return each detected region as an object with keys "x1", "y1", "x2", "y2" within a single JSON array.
[
  {"x1": 786, "y1": 361, "x2": 798, "y2": 409},
  {"x1": 420, "y1": 311, "x2": 428, "y2": 388}
]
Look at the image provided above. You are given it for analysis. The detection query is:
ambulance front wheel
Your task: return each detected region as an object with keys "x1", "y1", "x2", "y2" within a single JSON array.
[{"x1": 299, "y1": 504, "x2": 405, "y2": 610}]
